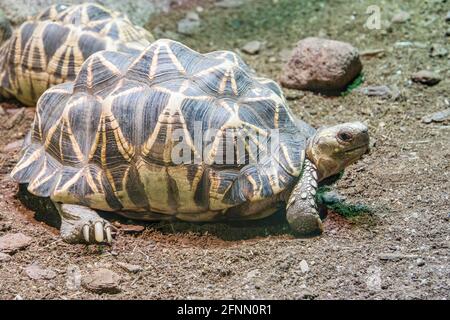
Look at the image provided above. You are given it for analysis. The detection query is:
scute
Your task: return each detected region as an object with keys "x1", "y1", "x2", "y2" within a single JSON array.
[{"x1": 12, "y1": 39, "x2": 308, "y2": 219}]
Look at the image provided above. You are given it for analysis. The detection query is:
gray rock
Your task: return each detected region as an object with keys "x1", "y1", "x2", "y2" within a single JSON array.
[
  {"x1": 117, "y1": 262, "x2": 143, "y2": 273},
  {"x1": 82, "y1": 268, "x2": 121, "y2": 294},
  {"x1": 177, "y1": 11, "x2": 201, "y2": 36},
  {"x1": 416, "y1": 258, "x2": 425, "y2": 267},
  {"x1": 279, "y1": 37, "x2": 362, "y2": 93},
  {"x1": 411, "y1": 70, "x2": 442, "y2": 86},
  {"x1": 357, "y1": 85, "x2": 392, "y2": 99},
  {"x1": 429, "y1": 43, "x2": 448, "y2": 58},
  {"x1": 0, "y1": 252, "x2": 11, "y2": 262},
  {"x1": 25, "y1": 263, "x2": 57, "y2": 280},
  {"x1": 378, "y1": 253, "x2": 418, "y2": 261},
  {"x1": 0, "y1": 0, "x2": 171, "y2": 27},
  {"x1": 241, "y1": 40, "x2": 262, "y2": 55},
  {"x1": 446, "y1": 11, "x2": 450, "y2": 22},
  {"x1": 391, "y1": 10, "x2": 410, "y2": 23},
  {"x1": 1, "y1": 139, "x2": 23, "y2": 153},
  {"x1": 360, "y1": 48, "x2": 385, "y2": 58},
  {"x1": 445, "y1": 28, "x2": 450, "y2": 37},
  {"x1": 299, "y1": 260, "x2": 310, "y2": 273},
  {"x1": 215, "y1": 0, "x2": 244, "y2": 9},
  {"x1": 421, "y1": 109, "x2": 450, "y2": 124},
  {"x1": 0, "y1": 233, "x2": 32, "y2": 253}
]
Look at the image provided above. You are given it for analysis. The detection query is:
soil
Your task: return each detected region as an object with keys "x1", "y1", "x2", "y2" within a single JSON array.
[{"x1": 0, "y1": 0, "x2": 449, "y2": 299}]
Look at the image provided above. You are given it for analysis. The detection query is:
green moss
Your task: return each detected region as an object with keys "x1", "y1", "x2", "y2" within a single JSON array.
[
  {"x1": 341, "y1": 73, "x2": 364, "y2": 96},
  {"x1": 317, "y1": 180, "x2": 372, "y2": 218}
]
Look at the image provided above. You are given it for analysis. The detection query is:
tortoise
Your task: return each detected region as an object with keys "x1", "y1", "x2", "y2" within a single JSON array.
[
  {"x1": 0, "y1": 3, "x2": 154, "y2": 106},
  {"x1": 11, "y1": 39, "x2": 370, "y2": 244}
]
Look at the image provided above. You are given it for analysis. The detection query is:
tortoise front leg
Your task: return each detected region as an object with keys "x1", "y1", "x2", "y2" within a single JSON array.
[
  {"x1": 54, "y1": 203, "x2": 114, "y2": 244},
  {"x1": 286, "y1": 159, "x2": 323, "y2": 237}
]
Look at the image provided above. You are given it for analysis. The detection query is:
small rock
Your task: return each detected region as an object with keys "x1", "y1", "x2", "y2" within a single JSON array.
[
  {"x1": 391, "y1": 10, "x2": 410, "y2": 23},
  {"x1": 299, "y1": 260, "x2": 310, "y2": 273},
  {"x1": 0, "y1": 252, "x2": 11, "y2": 262},
  {"x1": 117, "y1": 262, "x2": 143, "y2": 273},
  {"x1": 445, "y1": 28, "x2": 450, "y2": 37},
  {"x1": 0, "y1": 105, "x2": 6, "y2": 116},
  {"x1": 82, "y1": 268, "x2": 121, "y2": 294},
  {"x1": 416, "y1": 258, "x2": 425, "y2": 267},
  {"x1": 284, "y1": 89, "x2": 304, "y2": 100},
  {"x1": 14, "y1": 294, "x2": 23, "y2": 300},
  {"x1": 411, "y1": 70, "x2": 441, "y2": 86},
  {"x1": 357, "y1": 85, "x2": 393, "y2": 99},
  {"x1": 446, "y1": 11, "x2": 450, "y2": 22},
  {"x1": 1, "y1": 139, "x2": 23, "y2": 153},
  {"x1": 320, "y1": 191, "x2": 346, "y2": 205},
  {"x1": 378, "y1": 253, "x2": 418, "y2": 261},
  {"x1": 429, "y1": 43, "x2": 448, "y2": 58},
  {"x1": 421, "y1": 109, "x2": 450, "y2": 124},
  {"x1": 378, "y1": 253, "x2": 402, "y2": 261},
  {"x1": 0, "y1": 233, "x2": 32, "y2": 253},
  {"x1": 241, "y1": 40, "x2": 262, "y2": 55},
  {"x1": 279, "y1": 37, "x2": 362, "y2": 93},
  {"x1": 113, "y1": 222, "x2": 145, "y2": 233},
  {"x1": 215, "y1": 0, "x2": 244, "y2": 8},
  {"x1": 177, "y1": 12, "x2": 201, "y2": 36},
  {"x1": 360, "y1": 48, "x2": 385, "y2": 58},
  {"x1": 25, "y1": 263, "x2": 57, "y2": 280}
]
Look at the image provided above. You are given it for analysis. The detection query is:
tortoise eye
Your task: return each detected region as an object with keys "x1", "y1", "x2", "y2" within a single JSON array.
[{"x1": 338, "y1": 131, "x2": 353, "y2": 142}]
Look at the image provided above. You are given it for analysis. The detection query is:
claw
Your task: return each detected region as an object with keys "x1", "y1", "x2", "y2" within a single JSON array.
[
  {"x1": 105, "y1": 226, "x2": 112, "y2": 244},
  {"x1": 83, "y1": 225, "x2": 90, "y2": 243},
  {"x1": 94, "y1": 222, "x2": 104, "y2": 242}
]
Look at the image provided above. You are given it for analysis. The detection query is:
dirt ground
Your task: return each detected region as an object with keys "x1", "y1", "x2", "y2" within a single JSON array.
[{"x1": 0, "y1": 0, "x2": 449, "y2": 299}]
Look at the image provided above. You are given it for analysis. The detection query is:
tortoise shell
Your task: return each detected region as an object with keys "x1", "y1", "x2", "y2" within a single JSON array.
[
  {"x1": 0, "y1": 3, "x2": 153, "y2": 106},
  {"x1": 11, "y1": 39, "x2": 308, "y2": 220}
]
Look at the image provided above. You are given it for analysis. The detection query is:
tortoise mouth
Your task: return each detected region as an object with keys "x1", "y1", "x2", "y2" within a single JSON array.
[{"x1": 344, "y1": 143, "x2": 369, "y2": 154}]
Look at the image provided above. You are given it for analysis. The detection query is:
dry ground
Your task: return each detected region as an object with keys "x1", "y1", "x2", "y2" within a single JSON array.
[{"x1": 0, "y1": 0, "x2": 449, "y2": 299}]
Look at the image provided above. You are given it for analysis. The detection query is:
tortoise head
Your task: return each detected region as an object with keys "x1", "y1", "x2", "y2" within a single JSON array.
[
  {"x1": 0, "y1": 10, "x2": 12, "y2": 45},
  {"x1": 306, "y1": 122, "x2": 369, "y2": 181}
]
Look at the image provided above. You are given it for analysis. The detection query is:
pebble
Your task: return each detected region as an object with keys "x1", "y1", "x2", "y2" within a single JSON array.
[
  {"x1": 421, "y1": 109, "x2": 450, "y2": 124},
  {"x1": 299, "y1": 259, "x2": 310, "y2": 273},
  {"x1": 360, "y1": 48, "x2": 385, "y2": 58},
  {"x1": 0, "y1": 252, "x2": 11, "y2": 262},
  {"x1": 1, "y1": 139, "x2": 23, "y2": 153},
  {"x1": 25, "y1": 263, "x2": 57, "y2": 280},
  {"x1": 113, "y1": 222, "x2": 145, "y2": 233},
  {"x1": 429, "y1": 43, "x2": 448, "y2": 58},
  {"x1": 391, "y1": 10, "x2": 410, "y2": 23},
  {"x1": 215, "y1": 0, "x2": 244, "y2": 9},
  {"x1": 378, "y1": 253, "x2": 418, "y2": 261},
  {"x1": 411, "y1": 70, "x2": 441, "y2": 86},
  {"x1": 82, "y1": 268, "x2": 121, "y2": 294},
  {"x1": 177, "y1": 12, "x2": 201, "y2": 36},
  {"x1": 416, "y1": 258, "x2": 425, "y2": 267},
  {"x1": 446, "y1": 11, "x2": 450, "y2": 22},
  {"x1": 0, "y1": 233, "x2": 32, "y2": 254},
  {"x1": 357, "y1": 85, "x2": 392, "y2": 99},
  {"x1": 241, "y1": 40, "x2": 262, "y2": 55},
  {"x1": 117, "y1": 262, "x2": 143, "y2": 273}
]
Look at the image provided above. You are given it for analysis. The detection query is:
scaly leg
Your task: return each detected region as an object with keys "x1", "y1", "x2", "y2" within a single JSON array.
[
  {"x1": 54, "y1": 203, "x2": 114, "y2": 244},
  {"x1": 286, "y1": 159, "x2": 323, "y2": 237}
]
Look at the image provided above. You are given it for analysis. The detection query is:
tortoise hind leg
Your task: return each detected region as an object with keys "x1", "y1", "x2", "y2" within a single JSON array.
[
  {"x1": 54, "y1": 203, "x2": 114, "y2": 244},
  {"x1": 285, "y1": 159, "x2": 323, "y2": 237}
]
